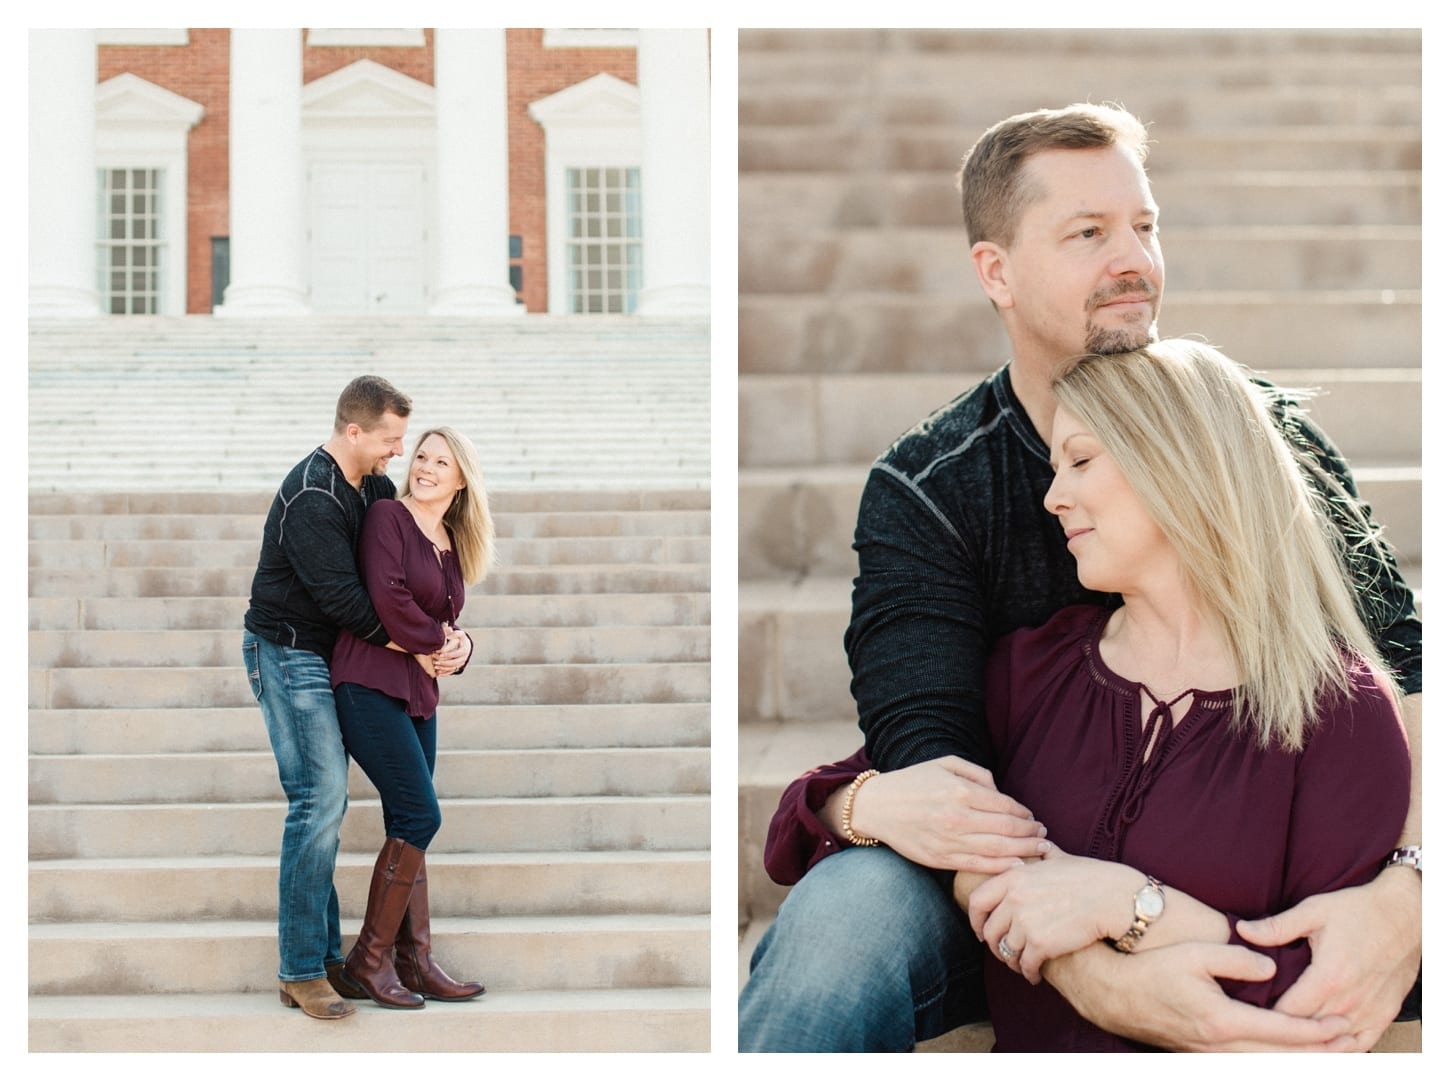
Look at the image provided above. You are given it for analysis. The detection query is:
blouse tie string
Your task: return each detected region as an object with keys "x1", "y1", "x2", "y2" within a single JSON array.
[
  {"x1": 1104, "y1": 687, "x2": 1195, "y2": 842},
  {"x1": 1121, "y1": 687, "x2": 1193, "y2": 825}
]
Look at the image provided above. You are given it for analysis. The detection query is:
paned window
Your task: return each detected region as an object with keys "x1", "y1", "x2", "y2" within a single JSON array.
[
  {"x1": 566, "y1": 167, "x2": 642, "y2": 314},
  {"x1": 97, "y1": 168, "x2": 164, "y2": 315}
]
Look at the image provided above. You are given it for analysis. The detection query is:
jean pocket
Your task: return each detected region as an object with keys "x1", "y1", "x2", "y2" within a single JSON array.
[{"x1": 242, "y1": 639, "x2": 263, "y2": 702}]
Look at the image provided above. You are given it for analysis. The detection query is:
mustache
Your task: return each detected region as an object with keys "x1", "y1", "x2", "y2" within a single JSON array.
[{"x1": 1086, "y1": 278, "x2": 1158, "y2": 310}]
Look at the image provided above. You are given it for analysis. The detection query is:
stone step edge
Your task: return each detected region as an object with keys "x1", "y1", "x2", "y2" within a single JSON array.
[
  {"x1": 30, "y1": 849, "x2": 711, "y2": 872},
  {"x1": 28, "y1": 987, "x2": 711, "y2": 1014},
  {"x1": 30, "y1": 913, "x2": 711, "y2": 939},
  {"x1": 32, "y1": 794, "x2": 712, "y2": 812}
]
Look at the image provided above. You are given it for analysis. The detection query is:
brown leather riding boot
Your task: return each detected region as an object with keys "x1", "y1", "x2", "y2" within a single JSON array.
[
  {"x1": 279, "y1": 976, "x2": 356, "y2": 1019},
  {"x1": 343, "y1": 838, "x2": 426, "y2": 1009},
  {"x1": 394, "y1": 857, "x2": 486, "y2": 1001}
]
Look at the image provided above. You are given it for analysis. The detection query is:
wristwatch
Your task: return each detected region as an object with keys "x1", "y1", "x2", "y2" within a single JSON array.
[
  {"x1": 1112, "y1": 875, "x2": 1166, "y2": 953},
  {"x1": 1384, "y1": 845, "x2": 1422, "y2": 873}
]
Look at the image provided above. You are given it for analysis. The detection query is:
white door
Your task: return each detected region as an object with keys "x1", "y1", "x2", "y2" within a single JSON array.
[{"x1": 309, "y1": 163, "x2": 427, "y2": 313}]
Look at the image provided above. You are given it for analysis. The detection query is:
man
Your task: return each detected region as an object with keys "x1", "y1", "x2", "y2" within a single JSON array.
[
  {"x1": 243, "y1": 375, "x2": 472, "y2": 1019},
  {"x1": 738, "y1": 104, "x2": 1421, "y2": 1052}
]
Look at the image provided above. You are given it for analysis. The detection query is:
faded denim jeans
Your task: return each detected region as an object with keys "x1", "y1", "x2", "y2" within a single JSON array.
[
  {"x1": 244, "y1": 631, "x2": 349, "y2": 983},
  {"x1": 738, "y1": 845, "x2": 987, "y2": 1052}
]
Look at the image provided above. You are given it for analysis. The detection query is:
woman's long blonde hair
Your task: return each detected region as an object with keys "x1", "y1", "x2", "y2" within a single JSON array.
[
  {"x1": 1052, "y1": 338, "x2": 1394, "y2": 751},
  {"x1": 401, "y1": 426, "x2": 496, "y2": 585}
]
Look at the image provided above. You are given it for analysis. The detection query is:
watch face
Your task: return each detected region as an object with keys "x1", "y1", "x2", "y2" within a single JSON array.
[{"x1": 1138, "y1": 886, "x2": 1165, "y2": 918}]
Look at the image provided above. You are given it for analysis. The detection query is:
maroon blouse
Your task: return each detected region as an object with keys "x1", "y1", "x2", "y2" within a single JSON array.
[
  {"x1": 762, "y1": 604, "x2": 1410, "y2": 1052},
  {"x1": 330, "y1": 499, "x2": 468, "y2": 718}
]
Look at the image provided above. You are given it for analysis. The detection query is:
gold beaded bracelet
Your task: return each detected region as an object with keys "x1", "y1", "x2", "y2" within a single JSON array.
[{"x1": 841, "y1": 768, "x2": 881, "y2": 846}]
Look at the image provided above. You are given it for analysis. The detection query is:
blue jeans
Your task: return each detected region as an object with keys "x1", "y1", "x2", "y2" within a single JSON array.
[
  {"x1": 244, "y1": 632, "x2": 349, "y2": 983},
  {"x1": 334, "y1": 683, "x2": 441, "y2": 850},
  {"x1": 738, "y1": 846, "x2": 987, "y2": 1052}
]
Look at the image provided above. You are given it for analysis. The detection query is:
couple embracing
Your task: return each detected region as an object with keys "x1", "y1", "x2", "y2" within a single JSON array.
[{"x1": 242, "y1": 375, "x2": 493, "y2": 1019}]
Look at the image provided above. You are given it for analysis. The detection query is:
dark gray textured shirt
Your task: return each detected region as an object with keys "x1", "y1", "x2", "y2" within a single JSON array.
[
  {"x1": 244, "y1": 446, "x2": 396, "y2": 659},
  {"x1": 845, "y1": 364, "x2": 1422, "y2": 774}
]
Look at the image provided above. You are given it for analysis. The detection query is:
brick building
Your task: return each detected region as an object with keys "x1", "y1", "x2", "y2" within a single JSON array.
[{"x1": 29, "y1": 28, "x2": 709, "y2": 317}]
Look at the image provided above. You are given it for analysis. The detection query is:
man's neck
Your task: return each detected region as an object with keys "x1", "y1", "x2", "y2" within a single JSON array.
[
  {"x1": 1006, "y1": 352, "x2": 1063, "y2": 445},
  {"x1": 320, "y1": 436, "x2": 363, "y2": 489}
]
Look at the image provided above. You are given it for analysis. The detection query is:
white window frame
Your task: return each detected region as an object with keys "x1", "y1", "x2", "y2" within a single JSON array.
[
  {"x1": 565, "y1": 166, "x2": 643, "y2": 313},
  {"x1": 528, "y1": 73, "x2": 643, "y2": 315},
  {"x1": 94, "y1": 73, "x2": 203, "y2": 316},
  {"x1": 97, "y1": 166, "x2": 165, "y2": 314}
]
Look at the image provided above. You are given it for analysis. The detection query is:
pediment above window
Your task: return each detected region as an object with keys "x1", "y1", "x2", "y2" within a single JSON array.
[
  {"x1": 95, "y1": 73, "x2": 204, "y2": 129},
  {"x1": 528, "y1": 72, "x2": 639, "y2": 130}
]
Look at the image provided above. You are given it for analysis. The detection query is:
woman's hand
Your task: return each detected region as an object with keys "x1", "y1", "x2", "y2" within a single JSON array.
[
  {"x1": 414, "y1": 652, "x2": 438, "y2": 678},
  {"x1": 431, "y1": 623, "x2": 472, "y2": 676},
  {"x1": 967, "y1": 846, "x2": 1140, "y2": 984}
]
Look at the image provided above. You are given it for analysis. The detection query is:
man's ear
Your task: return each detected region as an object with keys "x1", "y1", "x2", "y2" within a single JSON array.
[{"x1": 971, "y1": 240, "x2": 1013, "y2": 310}]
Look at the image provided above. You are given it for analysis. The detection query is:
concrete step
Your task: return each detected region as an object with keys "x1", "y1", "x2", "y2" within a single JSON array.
[
  {"x1": 739, "y1": 26, "x2": 1420, "y2": 57},
  {"x1": 29, "y1": 661, "x2": 711, "y2": 709},
  {"x1": 739, "y1": 369, "x2": 1422, "y2": 469},
  {"x1": 30, "y1": 850, "x2": 710, "y2": 923},
  {"x1": 738, "y1": 172, "x2": 1421, "y2": 230},
  {"x1": 29, "y1": 318, "x2": 709, "y2": 493},
  {"x1": 29, "y1": 746, "x2": 710, "y2": 804},
  {"x1": 28, "y1": 535, "x2": 711, "y2": 570},
  {"x1": 29, "y1": 592, "x2": 709, "y2": 631},
  {"x1": 27, "y1": 987, "x2": 709, "y2": 1052},
  {"x1": 741, "y1": 126, "x2": 1422, "y2": 175},
  {"x1": 739, "y1": 578, "x2": 856, "y2": 727},
  {"x1": 30, "y1": 795, "x2": 710, "y2": 859},
  {"x1": 740, "y1": 463, "x2": 1421, "y2": 579},
  {"x1": 28, "y1": 625, "x2": 709, "y2": 667},
  {"x1": 29, "y1": 702, "x2": 711, "y2": 755},
  {"x1": 27, "y1": 508, "x2": 710, "y2": 541},
  {"x1": 28, "y1": 563, "x2": 711, "y2": 598},
  {"x1": 29, "y1": 913, "x2": 708, "y2": 996},
  {"x1": 737, "y1": 719, "x2": 865, "y2": 922},
  {"x1": 738, "y1": 293, "x2": 1422, "y2": 375},
  {"x1": 28, "y1": 489, "x2": 711, "y2": 515},
  {"x1": 740, "y1": 226, "x2": 1422, "y2": 297}
]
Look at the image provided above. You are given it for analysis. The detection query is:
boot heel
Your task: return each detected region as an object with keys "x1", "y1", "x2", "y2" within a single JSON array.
[{"x1": 279, "y1": 989, "x2": 298, "y2": 1007}]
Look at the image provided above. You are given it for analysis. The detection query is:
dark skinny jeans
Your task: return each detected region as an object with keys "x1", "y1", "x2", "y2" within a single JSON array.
[{"x1": 335, "y1": 682, "x2": 442, "y2": 850}]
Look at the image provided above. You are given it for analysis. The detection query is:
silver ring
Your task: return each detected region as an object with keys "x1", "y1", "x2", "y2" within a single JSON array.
[{"x1": 998, "y1": 937, "x2": 1015, "y2": 960}]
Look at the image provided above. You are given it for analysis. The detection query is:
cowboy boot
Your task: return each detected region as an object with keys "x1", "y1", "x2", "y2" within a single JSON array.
[
  {"x1": 394, "y1": 856, "x2": 486, "y2": 1001},
  {"x1": 326, "y1": 961, "x2": 368, "y2": 1000},
  {"x1": 279, "y1": 976, "x2": 356, "y2": 1019},
  {"x1": 343, "y1": 837, "x2": 426, "y2": 1009}
]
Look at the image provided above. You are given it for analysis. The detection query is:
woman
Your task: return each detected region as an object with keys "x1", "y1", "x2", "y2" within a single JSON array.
[
  {"x1": 958, "y1": 338, "x2": 1409, "y2": 1050},
  {"x1": 763, "y1": 340, "x2": 1410, "y2": 1050},
  {"x1": 329, "y1": 426, "x2": 496, "y2": 1009}
]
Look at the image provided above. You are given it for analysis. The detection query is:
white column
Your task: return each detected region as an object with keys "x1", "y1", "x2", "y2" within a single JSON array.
[
  {"x1": 634, "y1": 29, "x2": 709, "y2": 315},
  {"x1": 214, "y1": 29, "x2": 309, "y2": 316},
  {"x1": 29, "y1": 30, "x2": 103, "y2": 317},
  {"x1": 430, "y1": 29, "x2": 521, "y2": 315}
]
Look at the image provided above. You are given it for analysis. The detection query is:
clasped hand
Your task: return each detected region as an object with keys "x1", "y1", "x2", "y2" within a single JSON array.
[
  {"x1": 414, "y1": 623, "x2": 471, "y2": 678},
  {"x1": 967, "y1": 845, "x2": 1135, "y2": 984}
]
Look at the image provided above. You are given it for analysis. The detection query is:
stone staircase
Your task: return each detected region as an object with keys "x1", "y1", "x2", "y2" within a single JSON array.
[
  {"x1": 28, "y1": 318, "x2": 710, "y2": 1051},
  {"x1": 736, "y1": 28, "x2": 1421, "y2": 1051}
]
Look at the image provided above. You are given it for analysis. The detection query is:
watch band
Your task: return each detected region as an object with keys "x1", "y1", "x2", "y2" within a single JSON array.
[
  {"x1": 1112, "y1": 875, "x2": 1165, "y2": 953},
  {"x1": 1384, "y1": 845, "x2": 1421, "y2": 873}
]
